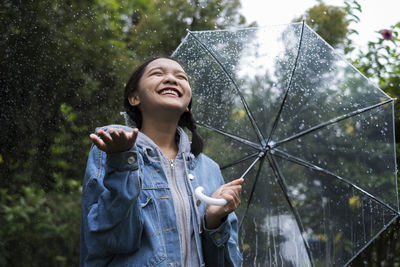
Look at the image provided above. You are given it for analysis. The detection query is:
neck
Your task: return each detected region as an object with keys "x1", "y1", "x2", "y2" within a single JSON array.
[{"x1": 141, "y1": 117, "x2": 180, "y2": 159}]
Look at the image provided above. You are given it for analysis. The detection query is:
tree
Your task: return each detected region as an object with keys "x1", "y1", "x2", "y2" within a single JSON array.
[
  {"x1": 294, "y1": 2, "x2": 349, "y2": 48},
  {"x1": 0, "y1": 0, "x2": 136, "y2": 264},
  {"x1": 127, "y1": 0, "x2": 246, "y2": 61},
  {"x1": 348, "y1": 21, "x2": 400, "y2": 267}
]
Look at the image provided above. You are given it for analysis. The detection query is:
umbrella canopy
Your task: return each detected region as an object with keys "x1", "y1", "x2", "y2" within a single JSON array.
[{"x1": 172, "y1": 22, "x2": 399, "y2": 266}]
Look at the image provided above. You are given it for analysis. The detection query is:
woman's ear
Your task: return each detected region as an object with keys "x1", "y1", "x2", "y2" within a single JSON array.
[{"x1": 128, "y1": 94, "x2": 140, "y2": 106}]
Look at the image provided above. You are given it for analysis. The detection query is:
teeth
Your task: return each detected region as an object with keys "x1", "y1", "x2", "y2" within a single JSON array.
[{"x1": 160, "y1": 89, "x2": 179, "y2": 96}]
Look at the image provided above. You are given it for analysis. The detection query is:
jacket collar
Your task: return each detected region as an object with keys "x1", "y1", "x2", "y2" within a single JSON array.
[{"x1": 136, "y1": 127, "x2": 193, "y2": 164}]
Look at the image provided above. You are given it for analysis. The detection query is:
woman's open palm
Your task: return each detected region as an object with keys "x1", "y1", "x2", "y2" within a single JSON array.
[{"x1": 89, "y1": 128, "x2": 139, "y2": 154}]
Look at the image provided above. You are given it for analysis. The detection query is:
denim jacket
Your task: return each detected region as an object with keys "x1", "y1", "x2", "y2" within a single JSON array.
[{"x1": 80, "y1": 125, "x2": 243, "y2": 266}]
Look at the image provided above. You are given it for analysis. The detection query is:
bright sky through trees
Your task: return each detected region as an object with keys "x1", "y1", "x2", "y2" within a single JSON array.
[{"x1": 241, "y1": 0, "x2": 399, "y2": 48}]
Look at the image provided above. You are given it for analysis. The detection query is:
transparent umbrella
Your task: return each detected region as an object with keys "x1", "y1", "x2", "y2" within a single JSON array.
[{"x1": 172, "y1": 22, "x2": 399, "y2": 266}]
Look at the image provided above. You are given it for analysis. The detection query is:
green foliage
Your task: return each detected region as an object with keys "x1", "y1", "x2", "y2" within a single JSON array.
[
  {"x1": 294, "y1": 2, "x2": 349, "y2": 48},
  {"x1": 342, "y1": 0, "x2": 362, "y2": 55},
  {"x1": 0, "y1": 187, "x2": 81, "y2": 266},
  {"x1": 127, "y1": 0, "x2": 246, "y2": 61},
  {"x1": 353, "y1": 24, "x2": 400, "y2": 91},
  {"x1": 348, "y1": 21, "x2": 400, "y2": 267},
  {"x1": 351, "y1": 23, "x2": 400, "y2": 167}
]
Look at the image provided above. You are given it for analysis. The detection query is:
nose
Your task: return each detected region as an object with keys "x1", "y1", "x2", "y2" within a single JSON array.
[{"x1": 163, "y1": 73, "x2": 178, "y2": 85}]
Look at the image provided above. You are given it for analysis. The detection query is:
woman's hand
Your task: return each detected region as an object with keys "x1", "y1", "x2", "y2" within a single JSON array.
[
  {"x1": 89, "y1": 128, "x2": 139, "y2": 154},
  {"x1": 205, "y1": 178, "x2": 244, "y2": 229}
]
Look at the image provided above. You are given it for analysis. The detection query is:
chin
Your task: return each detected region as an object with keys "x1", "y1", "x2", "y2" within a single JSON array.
[{"x1": 156, "y1": 104, "x2": 187, "y2": 115}]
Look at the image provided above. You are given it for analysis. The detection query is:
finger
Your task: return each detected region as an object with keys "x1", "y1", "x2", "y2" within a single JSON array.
[
  {"x1": 222, "y1": 187, "x2": 241, "y2": 207},
  {"x1": 131, "y1": 128, "x2": 139, "y2": 141},
  {"x1": 222, "y1": 194, "x2": 240, "y2": 213},
  {"x1": 223, "y1": 187, "x2": 241, "y2": 200},
  {"x1": 90, "y1": 133, "x2": 107, "y2": 150},
  {"x1": 220, "y1": 184, "x2": 242, "y2": 197},
  {"x1": 97, "y1": 129, "x2": 113, "y2": 144},
  {"x1": 224, "y1": 184, "x2": 242, "y2": 191},
  {"x1": 228, "y1": 192, "x2": 241, "y2": 210},
  {"x1": 214, "y1": 183, "x2": 241, "y2": 199},
  {"x1": 126, "y1": 128, "x2": 139, "y2": 146},
  {"x1": 109, "y1": 129, "x2": 120, "y2": 140},
  {"x1": 225, "y1": 178, "x2": 244, "y2": 186}
]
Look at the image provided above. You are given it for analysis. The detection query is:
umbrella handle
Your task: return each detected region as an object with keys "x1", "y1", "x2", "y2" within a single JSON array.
[{"x1": 194, "y1": 186, "x2": 227, "y2": 206}]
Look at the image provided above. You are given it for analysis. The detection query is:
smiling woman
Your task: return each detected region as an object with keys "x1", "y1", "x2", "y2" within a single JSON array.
[
  {"x1": 123, "y1": 57, "x2": 202, "y2": 157},
  {"x1": 80, "y1": 56, "x2": 243, "y2": 266},
  {"x1": 127, "y1": 58, "x2": 193, "y2": 142}
]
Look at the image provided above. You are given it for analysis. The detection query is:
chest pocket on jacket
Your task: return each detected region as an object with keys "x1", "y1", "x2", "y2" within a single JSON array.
[
  {"x1": 139, "y1": 167, "x2": 169, "y2": 226},
  {"x1": 143, "y1": 167, "x2": 176, "y2": 219},
  {"x1": 137, "y1": 168, "x2": 170, "y2": 266},
  {"x1": 139, "y1": 166, "x2": 178, "y2": 241}
]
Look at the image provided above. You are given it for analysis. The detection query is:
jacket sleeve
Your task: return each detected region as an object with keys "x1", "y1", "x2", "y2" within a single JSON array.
[
  {"x1": 199, "y1": 158, "x2": 243, "y2": 267},
  {"x1": 201, "y1": 212, "x2": 242, "y2": 267},
  {"x1": 81, "y1": 144, "x2": 143, "y2": 261}
]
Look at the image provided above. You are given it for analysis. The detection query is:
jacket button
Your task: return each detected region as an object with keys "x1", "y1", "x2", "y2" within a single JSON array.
[
  {"x1": 127, "y1": 156, "x2": 136, "y2": 164},
  {"x1": 89, "y1": 179, "x2": 97, "y2": 187},
  {"x1": 196, "y1": 200, "x2": 201, "y2": 206},
  {"x1": 188, "y1": 173, "x2": 194, "y2": 180}
]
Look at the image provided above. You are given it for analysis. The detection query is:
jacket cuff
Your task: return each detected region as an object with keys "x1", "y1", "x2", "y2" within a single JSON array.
[
  {"x1": 106, "y1": 148, "x2": 139, "y2": 171},
  {"x1": 202, "y1": 215, "x2": 231, "y2": 247}
]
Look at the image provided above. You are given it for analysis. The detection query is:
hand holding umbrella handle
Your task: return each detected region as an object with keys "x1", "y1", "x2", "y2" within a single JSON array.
[{"x1": 195, "y1": 186, "x2": 227, "y2": 206}]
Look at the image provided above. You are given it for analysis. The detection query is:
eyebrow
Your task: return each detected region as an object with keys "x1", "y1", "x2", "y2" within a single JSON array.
[{"x1": 147, "y1": 66, "x2": 187, "y2": 76}]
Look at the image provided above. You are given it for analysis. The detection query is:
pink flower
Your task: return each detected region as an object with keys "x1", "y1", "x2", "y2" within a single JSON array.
[{"x1": 381, "y1": 29, "x2": 393, "y2": 40}]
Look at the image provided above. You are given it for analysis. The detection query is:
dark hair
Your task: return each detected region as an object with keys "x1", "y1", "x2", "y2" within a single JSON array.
[{"x1": 124, "y1": 56, "x2": 204, "y2": 156}]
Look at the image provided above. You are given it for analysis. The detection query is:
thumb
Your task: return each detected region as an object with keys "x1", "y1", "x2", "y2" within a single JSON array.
[{"x1": 128, "y1": 128, "x2": 139, "y2": 143}]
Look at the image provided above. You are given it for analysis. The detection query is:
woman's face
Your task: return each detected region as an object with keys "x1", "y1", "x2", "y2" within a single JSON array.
[{"x1": 129, "y1": 58, "x2": 192, "y2": 117}]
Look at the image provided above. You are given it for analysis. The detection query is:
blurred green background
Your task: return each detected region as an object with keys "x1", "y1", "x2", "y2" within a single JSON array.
[{"x1": 0, "y1": 0, "x2": 398, "y2": 266}]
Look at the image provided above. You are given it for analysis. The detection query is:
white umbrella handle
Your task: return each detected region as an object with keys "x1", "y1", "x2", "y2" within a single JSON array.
[{"x1": 195, "y1": 186, "x2": 227, "y2": 206}]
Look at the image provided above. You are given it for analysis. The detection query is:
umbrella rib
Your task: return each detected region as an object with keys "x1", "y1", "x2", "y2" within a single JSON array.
[
  {"x1": 273, "y1": 148, "x2": 399, "y2": 214},
  {"x1": 238, "y1": 151, "x2": 265, "y2": 179},
  {"x1": 268, "y1": 154, "x2": 315, "y2": 266},
  {"x1": 238, "y1": 156, "x2": 265, "y2": 229},
  {"x1": 198, "y1": 123, "x2": 262, "y2": 150},
  {"x1": 343, "y1": 214, "x2": 399, "y2": 266},
  {"x1": 266, "y1": 20, "x2": 306, "y2": 145},
  {"x1": 220, "y1": 152, "x2": 260, "y2": 170},
  {"x1": 274, "y1": 98, "x2": 394, "y2": 147},
  {"x1": 187, "y1": 30, "x2": 266, "y2": 145}
]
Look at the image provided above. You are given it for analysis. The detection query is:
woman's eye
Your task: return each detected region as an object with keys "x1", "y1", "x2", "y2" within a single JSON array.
[
  {"x1": 177, "y1": 75, "x2": 188, "y2": 80},
  {"x1": 150, "y1": 71, "x2": 163, "y2": 76}
]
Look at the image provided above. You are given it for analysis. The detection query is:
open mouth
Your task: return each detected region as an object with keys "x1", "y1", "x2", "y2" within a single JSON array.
[{"x1": 158, "y1": 87, "x2": 182, "y2": 97}]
